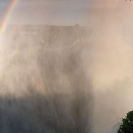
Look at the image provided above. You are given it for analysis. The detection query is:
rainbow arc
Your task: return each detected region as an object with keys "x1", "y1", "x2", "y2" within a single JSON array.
[{"x1": 0, "y1": 0, "x2": 17, "y2": 37}]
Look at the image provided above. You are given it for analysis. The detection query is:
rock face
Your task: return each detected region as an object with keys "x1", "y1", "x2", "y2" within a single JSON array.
[
  {"x1": 0, "y1": 25, "x2": 93, "y2": 133},
  {"x1": 4, "y1": 25, "x2": 87, "y2": 48}
]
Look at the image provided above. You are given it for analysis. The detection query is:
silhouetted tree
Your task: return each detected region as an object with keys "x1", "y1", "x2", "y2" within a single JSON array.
[{"x1": 118, "y1": 111, "x2": 133, "y2": 133}]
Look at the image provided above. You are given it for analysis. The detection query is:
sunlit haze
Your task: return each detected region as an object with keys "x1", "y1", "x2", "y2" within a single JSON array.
[{"x1": 0, "y1": 0, "x2": 133, "y2": 133}]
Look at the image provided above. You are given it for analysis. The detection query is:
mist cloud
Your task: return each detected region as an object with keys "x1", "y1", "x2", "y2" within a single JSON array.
[{"x1": 0, "y1": 0, "x2": 133, "y2": 133}]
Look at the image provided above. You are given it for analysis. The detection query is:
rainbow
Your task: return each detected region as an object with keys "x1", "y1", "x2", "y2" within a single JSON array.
[{"x1": 0, "y1": 0, "x2": 17, "y2": 37}]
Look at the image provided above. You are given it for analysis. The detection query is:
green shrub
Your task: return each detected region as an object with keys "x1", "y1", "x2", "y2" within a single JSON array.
[{"x1": 118, "y1": 111, "x2": 133, "y2": 133}]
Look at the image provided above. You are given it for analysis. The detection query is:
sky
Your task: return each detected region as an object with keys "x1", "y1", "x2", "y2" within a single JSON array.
[
  {"x1": 0, "y1": 0, "x2": 91, "y2": 25},
  {"x1": 1, "y1": 0, "x2": 131, "y2": 26},
  {"x1": 0, "y1": 0, "x2": 130, "y2": 26},
  {"x1": 0, "y1": 0, "x2": 132, "y2": 26}
]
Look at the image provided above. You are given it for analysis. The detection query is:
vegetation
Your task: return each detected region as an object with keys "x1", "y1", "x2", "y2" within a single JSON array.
[{"x1": 118, "y1": 111, "x2": 133, "y2": 133}]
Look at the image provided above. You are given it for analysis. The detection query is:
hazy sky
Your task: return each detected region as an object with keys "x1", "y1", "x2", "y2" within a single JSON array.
[
  {"x1": 0, "y1": 0, "x2": 132, "y2": 25},
  {"x1": 0, "y1": 0, "x2": 128, "y2": 25},
  {"x1": 0, "y1": 0, "x2": 91, "y2": 25}
]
